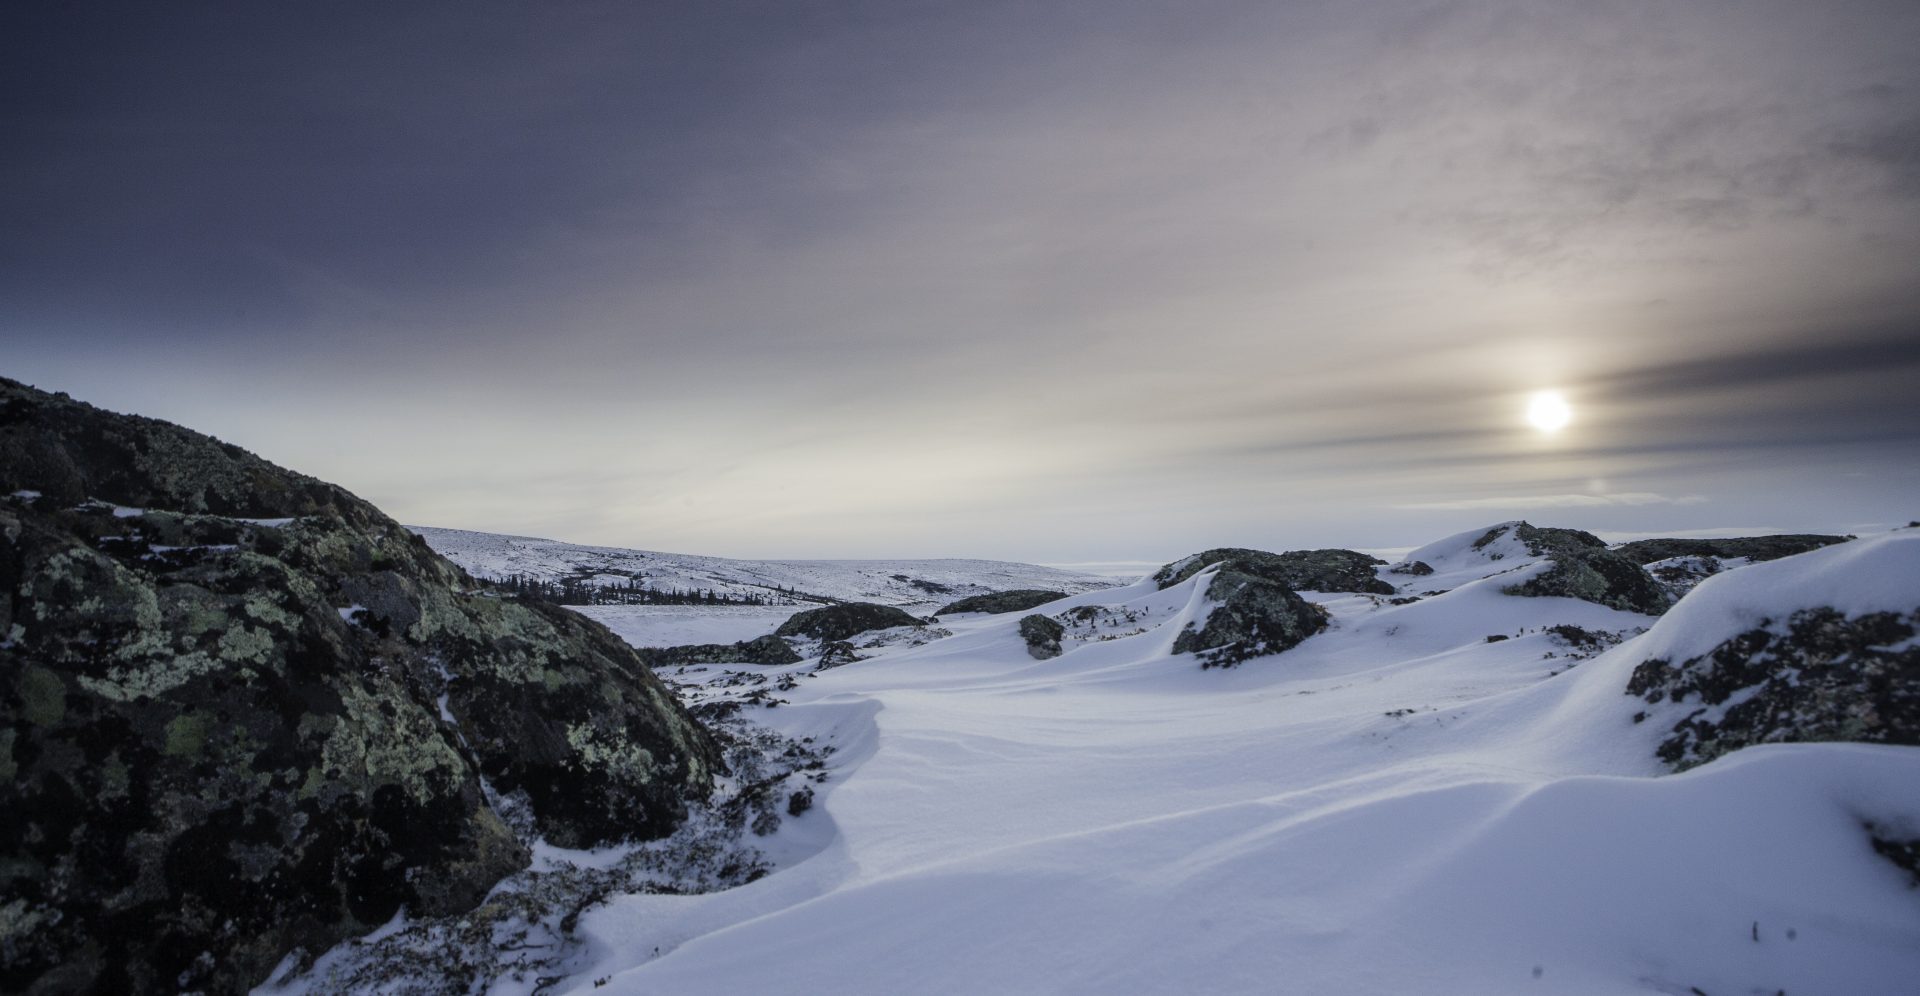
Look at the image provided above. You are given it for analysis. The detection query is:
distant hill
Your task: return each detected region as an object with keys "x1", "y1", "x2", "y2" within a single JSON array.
[{"x1": 411, "y1": 525, "x2": 1120, "y2": 607}]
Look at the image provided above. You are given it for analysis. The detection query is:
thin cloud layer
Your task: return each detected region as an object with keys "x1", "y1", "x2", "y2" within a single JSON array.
[{"x1": 3, "y1": 1, "x2": 1917, "y2": 560}]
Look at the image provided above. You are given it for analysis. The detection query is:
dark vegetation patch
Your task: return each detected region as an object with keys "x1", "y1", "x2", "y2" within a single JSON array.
[
  {"x1": 938, "y1": 589, "x2": 1065, "y2": 615},
  {"x1": 638, "y1": 634, "x2": 801, "y2": 668}
]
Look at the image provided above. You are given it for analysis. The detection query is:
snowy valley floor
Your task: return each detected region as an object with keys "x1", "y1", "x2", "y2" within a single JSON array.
[{"x1": 293, "y1": 531, "x2": 1920, "y2": 995}]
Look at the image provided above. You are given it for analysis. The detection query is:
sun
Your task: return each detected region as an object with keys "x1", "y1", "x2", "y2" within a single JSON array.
[{"x1": 1525, "y1": 390, "x2": 1573, "y2": 433}]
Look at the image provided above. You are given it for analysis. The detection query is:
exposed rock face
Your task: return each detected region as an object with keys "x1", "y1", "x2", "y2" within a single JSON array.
[
  {"x1": 1155, "y1": 551, "x2": 1330, "y2": 668},
  {"x1": 1627, "y1": 607, "x2": 1920, "y2": 770},
  {"x1": 0, "y1": 378, "x2": 720, "y2": 994},
  {"x1": 638, "y1": 634, "x2": 802, "y2": 668},
  {"x1": 1613, "y1": 534, "x2": 1851, "y2": 565},
  {"x1": 1482, "y1": 522, "x2": 1672, "y2": 615},
  {"x1": 1388, "y1": 559, "x2": 1434, "y2": 577},
  {"x1": 775, "y1": 602, "x2": 924, "y2": 642},
  {"x1": 1018, "y1": 614, "x2": 1065, "y2": 660},
  {"x1": 1152, "y1": 548, "x2": 1393, "y2": 595},
  {"x1": 937, "y1": 589, "x2": 1065, "y2": 615}
]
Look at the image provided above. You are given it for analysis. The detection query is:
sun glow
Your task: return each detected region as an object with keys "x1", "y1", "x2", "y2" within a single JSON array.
[{"x1": 1526, "y1": 390, "x2": 1573, "y2": 433}]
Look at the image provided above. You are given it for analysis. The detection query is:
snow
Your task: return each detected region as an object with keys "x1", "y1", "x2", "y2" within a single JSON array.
[
  {"x1": 411, "y1": 526, "x2": 1120, "y2": 606},
  {"x1": 271, "y1": 525, "x2": 1920, "y2": 994},
  {"x1": 572, "y1": 605, "x2": 806, "y2": 647},
  {"x1": 526, "y1": 528, "x2": 1920, "y2": 995}
]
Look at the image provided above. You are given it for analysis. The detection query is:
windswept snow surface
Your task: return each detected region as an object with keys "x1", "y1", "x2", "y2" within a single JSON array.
[
  {"x1": 411, "y1": 526, "x2": 1120, "y2": 606},
  {"x1": 521, "y1": 530, "x2": 1920, "y2": 996}
]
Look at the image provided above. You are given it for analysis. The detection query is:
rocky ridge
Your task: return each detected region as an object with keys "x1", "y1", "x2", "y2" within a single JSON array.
[{"x1": 0, "y1": 378, "x2": 720, "y2": 994}]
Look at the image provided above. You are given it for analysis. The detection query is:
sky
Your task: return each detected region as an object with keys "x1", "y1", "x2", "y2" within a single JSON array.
[{"x1": 4, "y1": 1, "x2": 1918, "y2": 563}]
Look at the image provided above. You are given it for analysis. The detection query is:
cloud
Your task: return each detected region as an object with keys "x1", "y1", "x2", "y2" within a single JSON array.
[{"x1": 1394, "y1": 493, "x2": 1709, "y2": 512}]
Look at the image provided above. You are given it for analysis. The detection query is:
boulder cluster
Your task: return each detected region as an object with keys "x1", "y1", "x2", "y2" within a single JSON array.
[{"x1": 1480, "y1": 522, "x2": 1673, "y2": 615}]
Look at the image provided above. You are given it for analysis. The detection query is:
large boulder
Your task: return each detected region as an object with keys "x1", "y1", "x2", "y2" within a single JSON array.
[
  {"x1": 0, "y1": 378, "x2": 721, "y2": 994},
  {"x1": 1018, "y1": 614, "x2": 1065, "y2": 660},
  {"x1": 775, "y1": 602, "x2": 923, "y2": 642},
  {"x1": 1476, "y1": 522, "x2": 1672, "y2": 615},
  {"x1": 1621, "y1": 532, "x2": 1918, "y2": 771},
  {"x1": 1155, "y1": 550, "x2": 1331, "y2": 668},
  {"x1": 937, "y1": 589, "x2": 1065, "y2": 615},
  {"x1": 1152, "y1": 547, "x2": 1393, "y2": 595}
]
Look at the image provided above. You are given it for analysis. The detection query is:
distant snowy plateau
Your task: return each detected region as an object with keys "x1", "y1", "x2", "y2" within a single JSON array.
[{"x1": 292, "y1": 524, "x2": 1919, "y2": 994}]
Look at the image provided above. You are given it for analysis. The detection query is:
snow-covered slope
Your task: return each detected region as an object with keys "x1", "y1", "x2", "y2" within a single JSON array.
[
  {"x1": 544, "y1": 530, "x2": 1920, "y2": 996},
  {"x1": 411, "y1": 526, "x2": 1119, "y2": 606},
  {"x1": 278, "y1": 526, "x2": 1920, "y2": 995}
]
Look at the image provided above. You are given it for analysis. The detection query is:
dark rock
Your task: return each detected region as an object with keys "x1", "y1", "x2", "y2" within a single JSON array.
[
  {"x1": 938, "y1": 589, "x2": 1066, "y2": 615},
  {"x1": 775, "y1": 602, "x2": 923, "y2": 642},
  {"x1": 638, "y1": 634, "x2": 801, "y2": 668},
  {"x1": 0, "y1": 377, "x2": 721, "y2": 994},
  {"x1": 1488, "y1": 522, "x2": 1672, "y2": 615},
  {"x1": 1485, "y1": 634, "x2": 1510, "y2": 643},
  {"x1": 1389, "y1": 560, "x2": 1434, "y2": 577},
  {"x1": 1613, "y1": 534, "x2": 1851, "y2": 565},
  {"x1": 1018, "y1": 614, "x2": 1065, "y2": 660},
  {"x1": 1627, "y1": 608, "x2": 1920, "y2": 770},
  {"x1": 1169, "y1": 569, "x2": 1329, "y2": 668},
  {"x1": 1152, "y1": 547, "x2": 1393, "y2": 595}
]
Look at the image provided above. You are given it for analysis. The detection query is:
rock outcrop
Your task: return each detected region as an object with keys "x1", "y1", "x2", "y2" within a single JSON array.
[
  {"x1": 0, "y1": 378, "x2": 721, "y2": 994},
  {"x1": 1617, "y1": 532, "x2": 1918, "y2": 771},
  {"x1": 1478, "y1": 522, "x2": 1672, "y2": 615},
  {"x1": 775, "y1": 602, "x2": 924, "y2": 642},
  {"x1": 1152, "y1": 547, "x2": 1393, "y2": 595},
  {"x1": 1155, "y1": 550, "x2": 1330, "y2": 668},
  {"x1": 1018, "y1": 614, "x2": 1065, "y2": 659},
  {"x1": 1613, "y1": 534, "x2": 1851, "y2": 565},
  {"x1": 937, "y1": 589, "x2": 1065, "y2": 615},
  {"x1": 1628, "y1": 607, "x2": 1920, "y2": 770}
]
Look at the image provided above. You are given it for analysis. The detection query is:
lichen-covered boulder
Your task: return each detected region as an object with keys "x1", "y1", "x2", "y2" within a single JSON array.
[
  {"x1": 1628, "y1": 607, "x2": 1920, "y2": 770},
  {"x1": 1152, "y1": 547, "x2": 1393, "y2": 595},
  {"x1": 938, "y1": 589, "x2": 1065, "y2": 615},
  {"x1": 0, "y1": 377, "x2": 720, "y2": 994},
  {"x1": 775, "y1": 602, "x2": 923, "y2": 642},
  {"x1": 1155, "y1": 551, "x2": 1331, "y2": 668},
  {"x1": 1018, "y1": 614, "x2": 1065, "y2": 659},
  {"x1": 1477, "y1": 522, "x2": 1672, "y2": 615}
]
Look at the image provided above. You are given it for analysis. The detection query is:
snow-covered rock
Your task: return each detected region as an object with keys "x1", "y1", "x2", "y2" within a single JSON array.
[{"x1": 1623, "y1": 531, "x2": 1920, "y2": 769}]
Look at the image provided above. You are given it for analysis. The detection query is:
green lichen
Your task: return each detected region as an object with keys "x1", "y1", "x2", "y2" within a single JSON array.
[
  {"x1": 19, "y1": 666, "x2": 66, "y2": 725},
  {"x1": 566, "y1": 723, "x2": 656, "y2": 778},
  {"x1": 164, "y1": 713, "x2": 211, "y2": 757}
]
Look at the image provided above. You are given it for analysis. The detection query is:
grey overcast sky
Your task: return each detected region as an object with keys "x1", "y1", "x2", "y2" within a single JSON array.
[{"x1": 4, "y1": 1, "x2": 1918, "y2": 563}]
